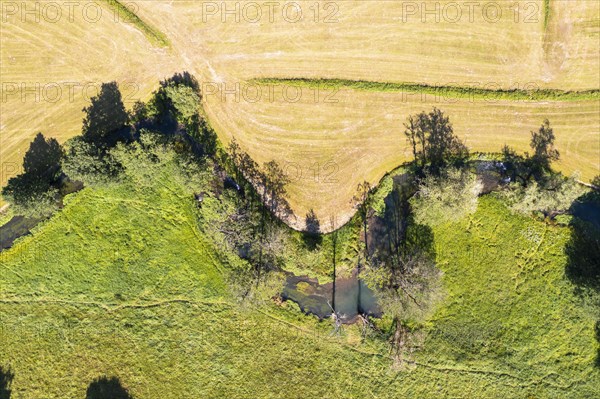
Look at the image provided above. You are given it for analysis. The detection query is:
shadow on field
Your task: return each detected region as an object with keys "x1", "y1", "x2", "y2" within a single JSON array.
[
  {"x1": 0, "y1": 365, "x2": 14, "y2": 399},
  {"x1": 565, "y1": 191, "x2": 600, "y2": 368},
  {"x1": 86, "y1": 376, "x2": 132, "y2": 399}
]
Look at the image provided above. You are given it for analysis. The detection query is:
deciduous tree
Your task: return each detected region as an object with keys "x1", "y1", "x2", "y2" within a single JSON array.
[
  {"x1": 82, "y1": 82, "x2": 129, "y2": 146},
  {"x1": 404, "y1": 108, "x2": 468, "y2": 174}
]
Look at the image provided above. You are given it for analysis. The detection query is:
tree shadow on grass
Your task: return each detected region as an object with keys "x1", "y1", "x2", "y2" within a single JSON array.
[
  {"x1": 565, "y1": 191, "x2": 600, "y2": 368},
  {"x1": 0, "y1": 365, "x2": 14, "y2": 399},
  {"x1": 302, "y1": 209, "x2": 322, "y2": 250},
  {"x1": 86, "y1": 376, "x2": 132, "y2": 399}
]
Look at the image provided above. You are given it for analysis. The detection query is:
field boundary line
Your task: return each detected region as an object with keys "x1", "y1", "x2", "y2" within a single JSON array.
[{"x1": 253, "y1": 78, "x2": 600, "y2": 102}]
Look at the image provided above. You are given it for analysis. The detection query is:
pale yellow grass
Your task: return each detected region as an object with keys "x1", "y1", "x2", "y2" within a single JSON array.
[
  {"x1": 1, "y1": 0, "x2": 598, "y2": 228},
  {"x1": 0, "y1": 1, "x2": 179, "y2": 182}
]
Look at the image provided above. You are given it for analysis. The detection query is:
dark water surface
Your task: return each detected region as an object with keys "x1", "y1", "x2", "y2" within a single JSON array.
[
  {"x1": 0, "y1": 216, "x2": 40, "y2": 251},
  {"x1": 282, "y1": 270, "x2": 382, "y2": 323},
  {"x1": 571, "y1": 200, "x2": 600, "y2": 230}
]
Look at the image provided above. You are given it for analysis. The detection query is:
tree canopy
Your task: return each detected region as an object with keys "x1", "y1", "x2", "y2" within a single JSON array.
[
  {"x1": 2, "y1": 133, "x2": 64, "y2": 213},
  {"x1": 22, "y1": 132, "x2": 64, "y2": 181},
  {"x1": 404, "y1": 108, "x2": 468, "y2": 174},
  {"x1": 82, "y1": 82, "x2": 129, "y2": 146}
]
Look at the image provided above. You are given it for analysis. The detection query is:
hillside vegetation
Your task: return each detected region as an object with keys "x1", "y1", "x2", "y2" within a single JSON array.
[{"x1": 1, "y1": 138, "x2": 598, "y2": 398}]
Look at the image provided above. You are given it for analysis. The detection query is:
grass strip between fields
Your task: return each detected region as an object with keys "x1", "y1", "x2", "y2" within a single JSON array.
[
  {"x1": 544, "y1": 0, "x2": 551, "y2": 31},
  {"x1": 101, "y1": 0, "x2": 170, "y2": 48},
  {"x1": 253, "y1": 77, "x2": 600, "y2": 102}
]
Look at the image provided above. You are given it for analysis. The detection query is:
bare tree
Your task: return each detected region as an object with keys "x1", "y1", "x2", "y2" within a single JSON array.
[
  {"x1": 404, "y1": 108, "x2": 468, "y2": 174},
  {"x1": 351, "y1": 180, "x2": 374, "y2": 260},
  {"x1": 366, "y1": 182, "x2": 441, "y2": 363}
]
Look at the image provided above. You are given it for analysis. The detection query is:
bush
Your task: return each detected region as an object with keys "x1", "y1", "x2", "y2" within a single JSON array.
[
  {"x1": 500, "y1": 174, "x2": 586, "y2": 218},
  {"x1": 411, "y1": 168, "x2": 483, "y2": 226},
  {"x1": 62, "y1": 137, "x2": 122, "y2": 186}
]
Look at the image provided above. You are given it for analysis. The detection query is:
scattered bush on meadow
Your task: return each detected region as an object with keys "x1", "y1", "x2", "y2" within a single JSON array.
[
  {"x1": 500, "y1": 174, "x2": 586, "y2": 218},
  {"x1": 410, "y1": 168, "x2": 483, "y2": 227}
]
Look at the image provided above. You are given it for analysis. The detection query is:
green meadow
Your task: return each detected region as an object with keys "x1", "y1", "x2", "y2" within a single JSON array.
[{"x1": 1, "y1": 143, "x2": 598, "y2": 398}]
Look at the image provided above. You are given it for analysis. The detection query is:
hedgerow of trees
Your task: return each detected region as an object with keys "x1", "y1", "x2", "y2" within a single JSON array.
[{"x1": 365, "y1": 180, "x2": 442, "y2": 363}]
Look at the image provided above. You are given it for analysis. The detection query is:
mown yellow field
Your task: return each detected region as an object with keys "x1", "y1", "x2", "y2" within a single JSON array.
[
  {"x1": 1, "y1": 0, "x2": 599, "y2": 227},
  {"x1": 0, "y1": 1, "x2": 180, "y2": 183}
]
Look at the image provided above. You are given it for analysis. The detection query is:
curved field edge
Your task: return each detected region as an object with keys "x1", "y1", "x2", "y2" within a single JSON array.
[
  {"x1": 252, "y1": 78, "x2": 600, "y2": 102},
  {"x1": 0, "y1": 145, "x2": 598, "y2": 397},
  {"x1": 101, "y1": 0, "x2": 170, "y2": 48}
]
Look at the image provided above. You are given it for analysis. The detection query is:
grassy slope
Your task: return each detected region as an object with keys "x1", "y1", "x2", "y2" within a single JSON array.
[{"x1": 0, "y1": 149, "x2": 598, "y2": 397}]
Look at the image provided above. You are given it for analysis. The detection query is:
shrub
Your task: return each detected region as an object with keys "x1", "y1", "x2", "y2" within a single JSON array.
[
  {"x1": 411, "y1": 168, "x2": 483, "y2": 226},
  {"x1": 500, "y1": 174, "x2": 586, "y2": 218}
]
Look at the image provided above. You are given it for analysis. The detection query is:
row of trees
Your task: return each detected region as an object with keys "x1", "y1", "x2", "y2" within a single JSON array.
[
  {"x1": 224, "y1": 138, "x2": 292, "y2": 284},
  {"x1": 364, "y1": 179, "x2": 441, "y2": 361},
  {"x1": 3, "y1": 71, "x2": 294, "y2": 299},
  {"x1": 2, "y1": 81, "x2": 132, "y2": 214},
  {"x1": 3, "y1": 73, "x2": 220, "y2": 216}
]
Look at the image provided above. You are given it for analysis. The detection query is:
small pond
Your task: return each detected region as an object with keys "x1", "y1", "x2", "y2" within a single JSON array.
[{"x1": 282, "y1": 270, "x2": 382, "y2": 324}]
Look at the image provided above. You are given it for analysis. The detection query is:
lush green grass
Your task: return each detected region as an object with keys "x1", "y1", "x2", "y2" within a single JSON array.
[
  {"x1": 1, "y1": 145, "x2": 598, "y2": 397},
  {"x1": 424, "y1": 196, "x2": 599, "y2": 395},
  {"x1": 253, "y1": 78, "x2": 600, "y2": 102}
]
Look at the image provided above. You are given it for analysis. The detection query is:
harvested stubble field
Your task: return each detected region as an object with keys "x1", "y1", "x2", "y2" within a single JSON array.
[{"x1": 1, "y1": 0, "x2": 599, "y2": 227}]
